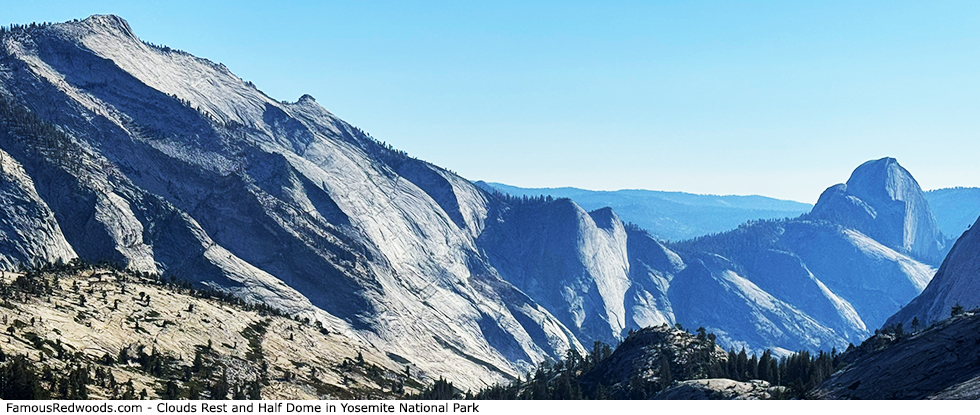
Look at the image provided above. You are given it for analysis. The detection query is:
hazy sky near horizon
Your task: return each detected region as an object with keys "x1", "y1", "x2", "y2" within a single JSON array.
[{"x1": 6, "y1": 1, "x2": 980, "y2": 203}]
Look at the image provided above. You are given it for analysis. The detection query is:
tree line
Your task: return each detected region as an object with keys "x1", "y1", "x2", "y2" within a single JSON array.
[{"x1": 416, "y1": 325, "x2": 845, "y2": 400}]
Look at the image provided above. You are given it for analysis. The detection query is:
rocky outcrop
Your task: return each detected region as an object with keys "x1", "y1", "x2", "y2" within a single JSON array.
[
  {"x1": 580, "y1": 325, "x2": 728, "y2": 398},
  {"x1": 656, "y1": 379, "x2": 785, "y2": 400},
  {"x1": 815, "y1": 311, "x2": 980, "y2": 399}
]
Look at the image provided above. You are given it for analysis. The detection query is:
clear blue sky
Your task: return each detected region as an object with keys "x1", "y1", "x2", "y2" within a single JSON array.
[{"x1": 6, "y1": 1, "x2": 980, "y2": 203}]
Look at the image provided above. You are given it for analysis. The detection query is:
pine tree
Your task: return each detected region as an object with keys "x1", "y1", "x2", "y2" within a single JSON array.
[
  {"x1": 735, "y1": 348, "x2": 748, "y2": 381},
  {"x1": 726, "y1": 348, "x2": 737, "y2": 378},
  {"x1": 162, "y1": 380, "x2": 180, "y2": 399},
  {"x1": 248, "y1": 379, "x2": 262, "y2": 399},
  {"x1": 0, "y1": 355, "x2": 47, "y2": 399},
  {"x1": 420, "y1": 377, "x2": 455, "y2": 400},
  {"x1": 658, "y1": 354, "x2": 673, "y2": 390},
  {"x1": 192, "y1": 349, "x2": 204, "y2": 373},
  {"x1": 209, "y1": 369, "x2": 230, "y2": 399}
]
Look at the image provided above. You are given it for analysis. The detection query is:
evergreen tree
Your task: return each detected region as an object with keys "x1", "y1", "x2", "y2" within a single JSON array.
[
  {"x1": 162, "y1": 380, "x2": 180, "y2": 399},
  {"x1": 0, "y1": 355, "x2": 47, "y2": 399},
  {"x1": 246, "y1": 379, "x2": 261, "y2": 400},
  {"x1": 418, "y1": 377, "x2": 455, "y2": 400},
  {"x1": 735, "y1": 348, "x2": 748, "y2": 381},
  {"x1": 209, "y1": 370, "x2": 230, "y2": 399},
  {"x1": 658, "y1": 354, "x2": 673, "y2": 390}
]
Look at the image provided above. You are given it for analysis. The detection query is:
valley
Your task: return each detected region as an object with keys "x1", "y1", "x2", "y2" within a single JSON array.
[{"x1": 0, "y1": 15, "x2": 978, "y2": 400}]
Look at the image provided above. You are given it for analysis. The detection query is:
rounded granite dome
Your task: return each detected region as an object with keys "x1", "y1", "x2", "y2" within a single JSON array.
[{"x1": 810, "y1": 157, "x2": 944, "y2": 264}]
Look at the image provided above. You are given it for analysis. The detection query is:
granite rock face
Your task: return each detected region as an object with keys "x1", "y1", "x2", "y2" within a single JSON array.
[
  {"x1": 664, "y1": 215, "x2": 934, "y2": 354},
  {"x1": 886, "y1": 214, "x2": 980, "y2": 327},
  {"x1": 810, "y1": 157, "x2": 945, "y2": 265},
  {"x1": 0, "y1": 15, "x2": 585, "y2": 390},
  {"x1": 816, "y1": 311, "x2": 980, "y2": 399},
  {"x1": 656, "y1": 379, "x2": 785, "y2": 400}
]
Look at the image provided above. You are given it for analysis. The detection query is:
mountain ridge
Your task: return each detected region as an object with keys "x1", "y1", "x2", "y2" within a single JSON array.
[
  {"x1": 924, "y1": 187, "x2": 980, "y2": 239},
  {"x1": 0, "y1": 15, "x2": 586, "y2": 390},
  {"x1": 816, "y1": 310, "x2": 980, "y2": 399},
  {"x1": 476, "y1": 181, "x2": 811, "y2": 242},
  {"x1": 0, "y1": 15, "x2": 955, "y2": 393}
]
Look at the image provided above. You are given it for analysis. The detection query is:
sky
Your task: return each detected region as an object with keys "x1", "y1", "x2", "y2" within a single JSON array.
[{"x1": 5, "y1": 1, "x2": 980, "y2": 203}]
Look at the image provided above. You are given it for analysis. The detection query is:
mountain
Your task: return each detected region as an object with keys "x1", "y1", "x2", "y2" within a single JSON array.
[
  {"x1": 885, "y1": 214, "x2": 980, "y2": 327},
  {"x1": 477, "y1": 201, "x2": 631, "y2": 345},
  {"x1": 476, "y1": 182, "x2": 812, "y2": 241},
  {"x1": 0, "y1": 15, "x2": 829, "y2": 382},
  {"x1": 822, "y1": 208, "x2": 980, "y2": 397},
  {"x1": 664, "y1": 158, "x2": 937, "y2": 354},
  {"x1": 924, "y1": 187, "x2": 980, "y2": 240},
  {"x1": 0, "y1": 15, "x2": 587, "y2": 390},
  {"x1": 815, "y1": 310, "x2": 980, "y2": 399},
  {"x1": 0, "y1": 16, "x2": 951, "y2": 395},
  {"x1": 809, "y1": 157, "x2": 946, "y2": 265},
  {"x1": 479, "y1": 157, "x2": 939, "y2": 357}
]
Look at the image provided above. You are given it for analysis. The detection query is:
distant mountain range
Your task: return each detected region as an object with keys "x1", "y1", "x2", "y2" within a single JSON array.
[
  {"x1": 478, "y1": 182, "x2": 980, "y2": 247},
  {"x1": 479, "y1": 161, "x2": 959, "y2": 354},
  {"x1": 924, "y1": 187, "x2": 980, "y2": 240},
  {"x1": 475, "y1": 182, "x2": 812, "y2": 241},
  {"x1": 2, "y1": 15, "x2": 977, "y2": 399}
]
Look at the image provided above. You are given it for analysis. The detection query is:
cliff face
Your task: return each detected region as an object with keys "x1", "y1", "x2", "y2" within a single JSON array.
[
  {"x1": 478, "y1": 202, "x2": 632, "y2": 345},
  {"x1": 0, "y1": 145, "x2": 76, "y2": 268},
  {"x1": 661, "y1": 159, "x2": 943, "y2": 354},
  {"x1": 810, "y1": 157, "x2": 945, "y2": 264},
  {"x1": 886, "y1": 214, "x2": 980, "y2": 327}
]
